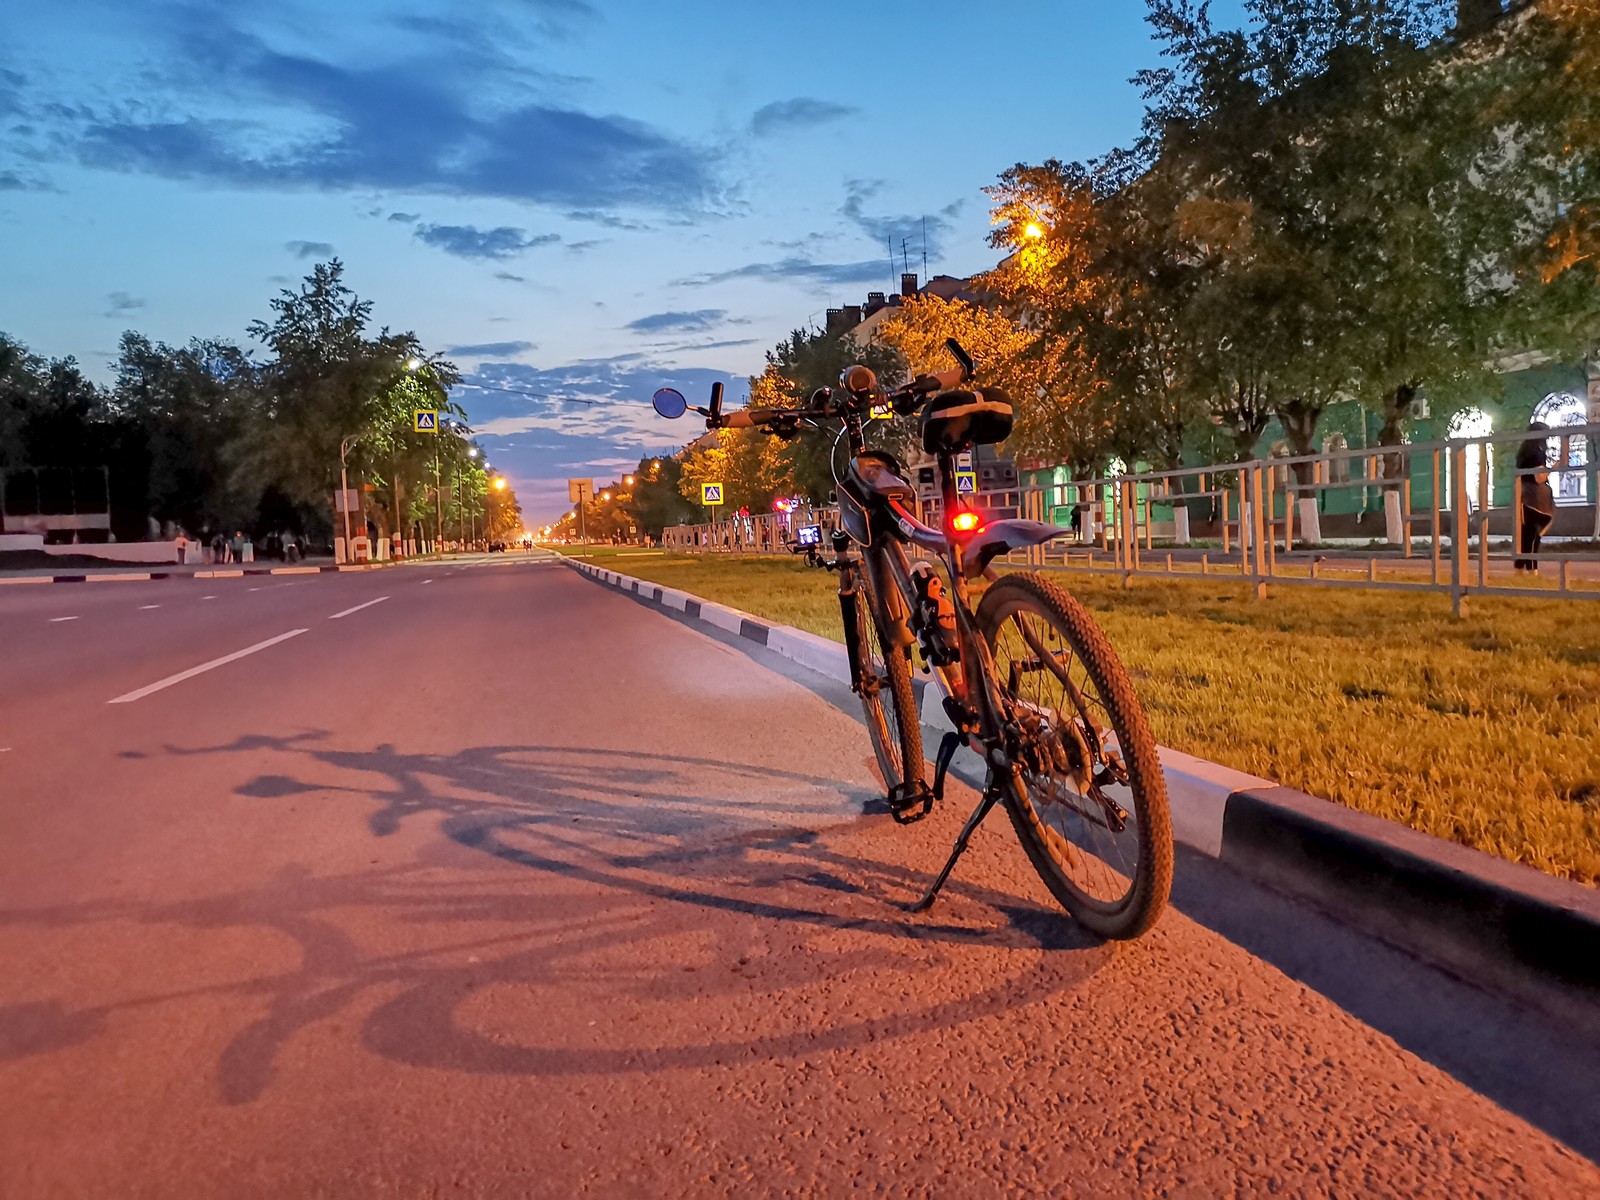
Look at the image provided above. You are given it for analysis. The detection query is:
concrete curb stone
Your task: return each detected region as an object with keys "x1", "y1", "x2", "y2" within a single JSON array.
[{"x1": 561, "y1": 552, "x2": 1600, "y2": 1010}]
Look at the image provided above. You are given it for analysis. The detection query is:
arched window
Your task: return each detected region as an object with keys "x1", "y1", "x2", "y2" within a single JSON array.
[
  {"x1": 1447, "y1": 407, "x2": 1494, "y2": 508},
  {"x1": 1531, "y1": 393, "x2": 1590, "y2": 505}
]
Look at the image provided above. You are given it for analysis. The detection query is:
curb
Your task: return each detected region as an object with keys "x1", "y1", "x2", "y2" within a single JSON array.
[
  {"x1": 563, "y1": 554, "x2": 1600, "y2": 1013},
  {"x1": 0, "y1": 561, "x2": 417, "y2": 587}
]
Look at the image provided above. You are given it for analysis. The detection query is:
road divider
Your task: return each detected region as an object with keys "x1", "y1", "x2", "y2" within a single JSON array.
[{"x1": 107, "y1": 629, "x2": 308, "y2": 705}]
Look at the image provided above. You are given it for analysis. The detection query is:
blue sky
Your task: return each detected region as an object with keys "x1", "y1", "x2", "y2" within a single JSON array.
[{"x1": 1, "y1": 0, "x2": 1229, "y2": 520}]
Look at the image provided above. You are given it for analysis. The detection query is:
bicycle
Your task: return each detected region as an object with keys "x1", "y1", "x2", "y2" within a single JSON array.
[{"x1": 650, "y1": 340, "x2": 1172, "y2": 938}]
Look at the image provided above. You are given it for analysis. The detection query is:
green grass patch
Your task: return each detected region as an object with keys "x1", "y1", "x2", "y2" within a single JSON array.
[{"x1": 563, "y1": 548, "x2": 1600, "y2": 885}]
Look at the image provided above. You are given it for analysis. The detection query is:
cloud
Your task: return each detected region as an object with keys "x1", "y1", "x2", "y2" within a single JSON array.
[
  {"x1": 386, "y1": 211, "x2": 419, "y2": 223},
  {"x1": 840, "y1": 179, "x2": 962, "y2": 263},
  {"x1": 415, "y1": 223, "x2": 559, "y2": 259},
  {"x1": 494, "y1": 271, "x2": 526, "y2": 282},
  {"x1": 566, "y1": 239, "x2": 606, "y2": 253},
  {"x1": 103, "y1": 292, "x2": 146, "y2": 317},
  {"x1": 62, "y1": 28, "x2": 724, "y2": 217},
  {"x1": 624, "y1": 309, "x2": 728, "y2": 334},
  {"x1": 0, "y1": 170, "x2": 54, "y2": 192},
  {"x1": 750, "y1": 97, "x2": 857, "y2": 137},
  {"x1": 675, "y1": 256, "x2": 891, "y2": 288},
  {"x1": 663, "y1": 337, "x2": 759, "y2": 352},
  {"x1": 445, "y1": 340, "x2": 537, "y2": 358},
  {"x1": 285, "y1": 239, "x2": 334, "y2": 258}
]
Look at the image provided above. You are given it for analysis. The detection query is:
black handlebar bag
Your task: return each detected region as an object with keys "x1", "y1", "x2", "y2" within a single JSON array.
[{"x1": 920, "y1": 388, "x2": 1014, "y2": 454}]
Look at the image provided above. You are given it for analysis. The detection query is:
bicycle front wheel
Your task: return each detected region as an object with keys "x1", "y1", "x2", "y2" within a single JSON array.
[
  {"x1": 850, "y1": 558, "x2": 925, "y2": 800},
  {"x1": 976, "y1": 572, "x2": 1172, "y2": 938}
]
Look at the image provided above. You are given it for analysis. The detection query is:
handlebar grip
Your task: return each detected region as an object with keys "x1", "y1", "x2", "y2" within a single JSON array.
[
  {"x1": 721, "y1": 411, "x2": 755, "y2": 428},
  {"x1": 709, "y1": 381, "x2": 725, "y2": 420}
]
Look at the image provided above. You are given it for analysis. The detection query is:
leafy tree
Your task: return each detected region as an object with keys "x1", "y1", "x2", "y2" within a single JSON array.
[
  {"x1": 626, "y1": 455, "x2": 695, "y2": 535},
  {"x1": 234, "y1": 261, "x2": 462, "y2": 536},
  {"x1": 111, "y1": 332, "x2": 255, "y2": 530}
]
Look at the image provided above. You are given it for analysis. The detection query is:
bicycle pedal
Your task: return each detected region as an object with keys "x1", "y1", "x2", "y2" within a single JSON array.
[{"x1": 887, "y1": 781, "x2": 934, "y2": 824}]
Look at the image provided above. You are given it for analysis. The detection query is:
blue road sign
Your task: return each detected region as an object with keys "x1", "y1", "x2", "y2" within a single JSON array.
[
  {"x1": 414, "y1": 409, "x2": 438, "y2": 433},
  {"x1": 701, "y1": 482, "x2": 723, "y2": 505},
  {"x1": 955, "y1": 471, "x2": 977, "y2": 495}
]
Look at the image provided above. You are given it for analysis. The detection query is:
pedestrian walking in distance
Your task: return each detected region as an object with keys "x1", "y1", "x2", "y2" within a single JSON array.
[{"x1": 1515, "y1": 422, "x2": 1555, "y2": 572}]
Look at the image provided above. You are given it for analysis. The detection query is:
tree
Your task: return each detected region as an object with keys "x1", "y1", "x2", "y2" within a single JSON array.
[
  {"x1": 112, "y1": 332, "x2": 255, "y2": 530},
  {"x1": 626, "y1": 455, "x2": 696, "y2": 535},
  {"x1": 233, "y1": 261, "x2": 463, "y2": 537}
]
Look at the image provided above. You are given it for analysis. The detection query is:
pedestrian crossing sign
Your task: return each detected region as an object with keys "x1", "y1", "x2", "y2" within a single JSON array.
[
  {"x1": 955, "y1": 471, "x2": 977, "y2": 496},
  {"x1": 702, "y1": 482, "x2": 723, "y2": 505},
  {"x1": 413, "y1": 409, "x2": 438, "y2": 433}
]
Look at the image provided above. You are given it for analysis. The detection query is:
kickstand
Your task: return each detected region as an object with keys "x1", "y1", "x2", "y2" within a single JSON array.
[{"x1": 911, "y1": 773, "x2": 1003, "y2": 912}]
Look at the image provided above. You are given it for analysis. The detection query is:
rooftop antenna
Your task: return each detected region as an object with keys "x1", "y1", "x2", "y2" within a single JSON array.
[
  {"x1": 901, "y1": 237, "x2": 910, "y2": 276},
  {"x1": 887, "y1": 236, "x2": 895, "y2": 290},
  {"x1": 922, "y1": 216, "x2": 929, "y2": 280}
]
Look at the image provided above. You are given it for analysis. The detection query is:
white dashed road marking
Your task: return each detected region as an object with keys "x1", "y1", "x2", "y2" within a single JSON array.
[
  {"x1": 139, "y1": 605, "x2": 160, "y2": 610},
  {"x1": 49, "y1": 616, "x2": 79, "y2": 622},
  {"x1": 329, "y1": 596, "x2": 389, "y2": 620},
  {"x1": 107, "y1": 629, "x2": 309, "y2": 705}
]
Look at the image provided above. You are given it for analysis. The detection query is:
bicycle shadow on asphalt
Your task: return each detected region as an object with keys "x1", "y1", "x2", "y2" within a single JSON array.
[{"x1": 1, "y1": 731, "x2": 1112, "y2": 1107}]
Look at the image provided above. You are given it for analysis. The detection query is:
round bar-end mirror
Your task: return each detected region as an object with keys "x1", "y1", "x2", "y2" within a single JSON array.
[{"x1": 652, "y1": 388, "x2": 688, "y2": 419}]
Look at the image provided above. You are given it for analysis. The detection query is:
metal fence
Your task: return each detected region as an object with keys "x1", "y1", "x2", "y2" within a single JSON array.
[{"x1": 662, "y1": 424, "x2": 1600, "y2": 614}]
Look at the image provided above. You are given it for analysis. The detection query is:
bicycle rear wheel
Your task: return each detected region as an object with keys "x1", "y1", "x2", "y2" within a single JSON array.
[
  {"x1": 849, "y1": 558, "x2": 925, "y2": 800},
  {"x1": 976, "y1": 572, "x2": 1172, "y2": 938}
]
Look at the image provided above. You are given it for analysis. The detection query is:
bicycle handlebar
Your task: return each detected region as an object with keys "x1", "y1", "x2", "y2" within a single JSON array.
[{"x1": 707, "y1": 339, "x2": 974, "y2": 432}]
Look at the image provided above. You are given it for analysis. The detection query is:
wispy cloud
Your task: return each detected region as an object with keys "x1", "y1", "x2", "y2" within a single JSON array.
[
  {"x1": 624, "y1": 309, "x2": 730, "y2": 333},
  {"x1": 445, "y1": 340, "x2": 537, "y2": 358},
  {"x1": 386, "y1": 211, "x2": 419, "y2": 223},
  {"x1": 103, "y1": 291, "x2": 146, "y2": 317},
  {"x1": 750, "y1": 97, "x2": 857, "y2": 137},
  {"x1": 840, "y1": 179, "x2": 963, "y2": 263},
  {"x1": 675, "y1": 256, "x2": 890, "y2": 288},
  {"x1": 494, "y1": 271, "x2": 526, "y2": 282},
  {"x1": 285, "y1": 239, "x2": 334, "y2": 258},
  {"x1": 415, "y1": 224, "x2": 559, "y2": 260}
]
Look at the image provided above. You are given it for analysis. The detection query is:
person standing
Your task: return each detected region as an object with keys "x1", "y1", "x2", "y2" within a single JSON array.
[{"x1": 1515, "y1": 422, "x2": 1555, "y2": 572}]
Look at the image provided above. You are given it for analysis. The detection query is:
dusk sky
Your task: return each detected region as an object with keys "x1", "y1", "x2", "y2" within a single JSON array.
[{"x1": 2, "y1": 0, "x2": 1244, "y2": 521}]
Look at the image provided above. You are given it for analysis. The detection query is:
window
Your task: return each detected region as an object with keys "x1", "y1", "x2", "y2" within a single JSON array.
[{"x1": 1447, "y1": 408, "x2": 1494, "y2": 508}]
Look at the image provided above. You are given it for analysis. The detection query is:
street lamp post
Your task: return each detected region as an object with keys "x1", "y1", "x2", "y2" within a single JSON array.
[{"x1": 339, "y1": 434, "x2": 359, "y2": 563}]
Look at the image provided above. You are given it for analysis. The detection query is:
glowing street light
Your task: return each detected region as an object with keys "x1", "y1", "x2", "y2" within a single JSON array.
[
  {"x1": 1023, "y1": 222, "x2": 1044, "y2": 240},
  {"x1": 623, "y1": 475, "x2": 635, "y2": 486},
  {"x1": 494, "y1": 477, "x2": 508, "y2": 491},
  {"x1": 405, "y1": 356, "x2": 423, "y2": 371}
]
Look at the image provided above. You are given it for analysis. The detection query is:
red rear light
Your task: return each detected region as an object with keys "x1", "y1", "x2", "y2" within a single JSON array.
[{"x1": 951, "y1": 510, "x2": 982, "y2": 534}]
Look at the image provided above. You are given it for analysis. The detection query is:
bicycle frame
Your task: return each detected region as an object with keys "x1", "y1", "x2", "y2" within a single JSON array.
[{"x1": 823, "y1": 419, "x2": 1012, "y2": 760}]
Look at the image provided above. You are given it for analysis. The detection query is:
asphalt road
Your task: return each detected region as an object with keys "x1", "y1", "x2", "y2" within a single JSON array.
[{"x1": 1, "y1": 554, "x2": 1597, "y2": 1198}]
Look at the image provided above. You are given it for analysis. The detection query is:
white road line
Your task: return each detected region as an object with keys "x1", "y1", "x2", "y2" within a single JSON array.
[
  {"x1": 421, "y1": 578, "x2": 433, "y2": 584},
  {"x1": 49, "y1": 616, "x2": 80, "y2": 622},
  {"x1": 108, "y1": 629, "x2": 308, "y2": 705},
  {"x1": 329, "y1": 596, "x2": 389, "y2": 620},
  {"x1": 139, "y1": 604, "x2": 160, "y2": 610},
  {"x1": 202, "y1": 595, "x2": 216, "y2": 600}
]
